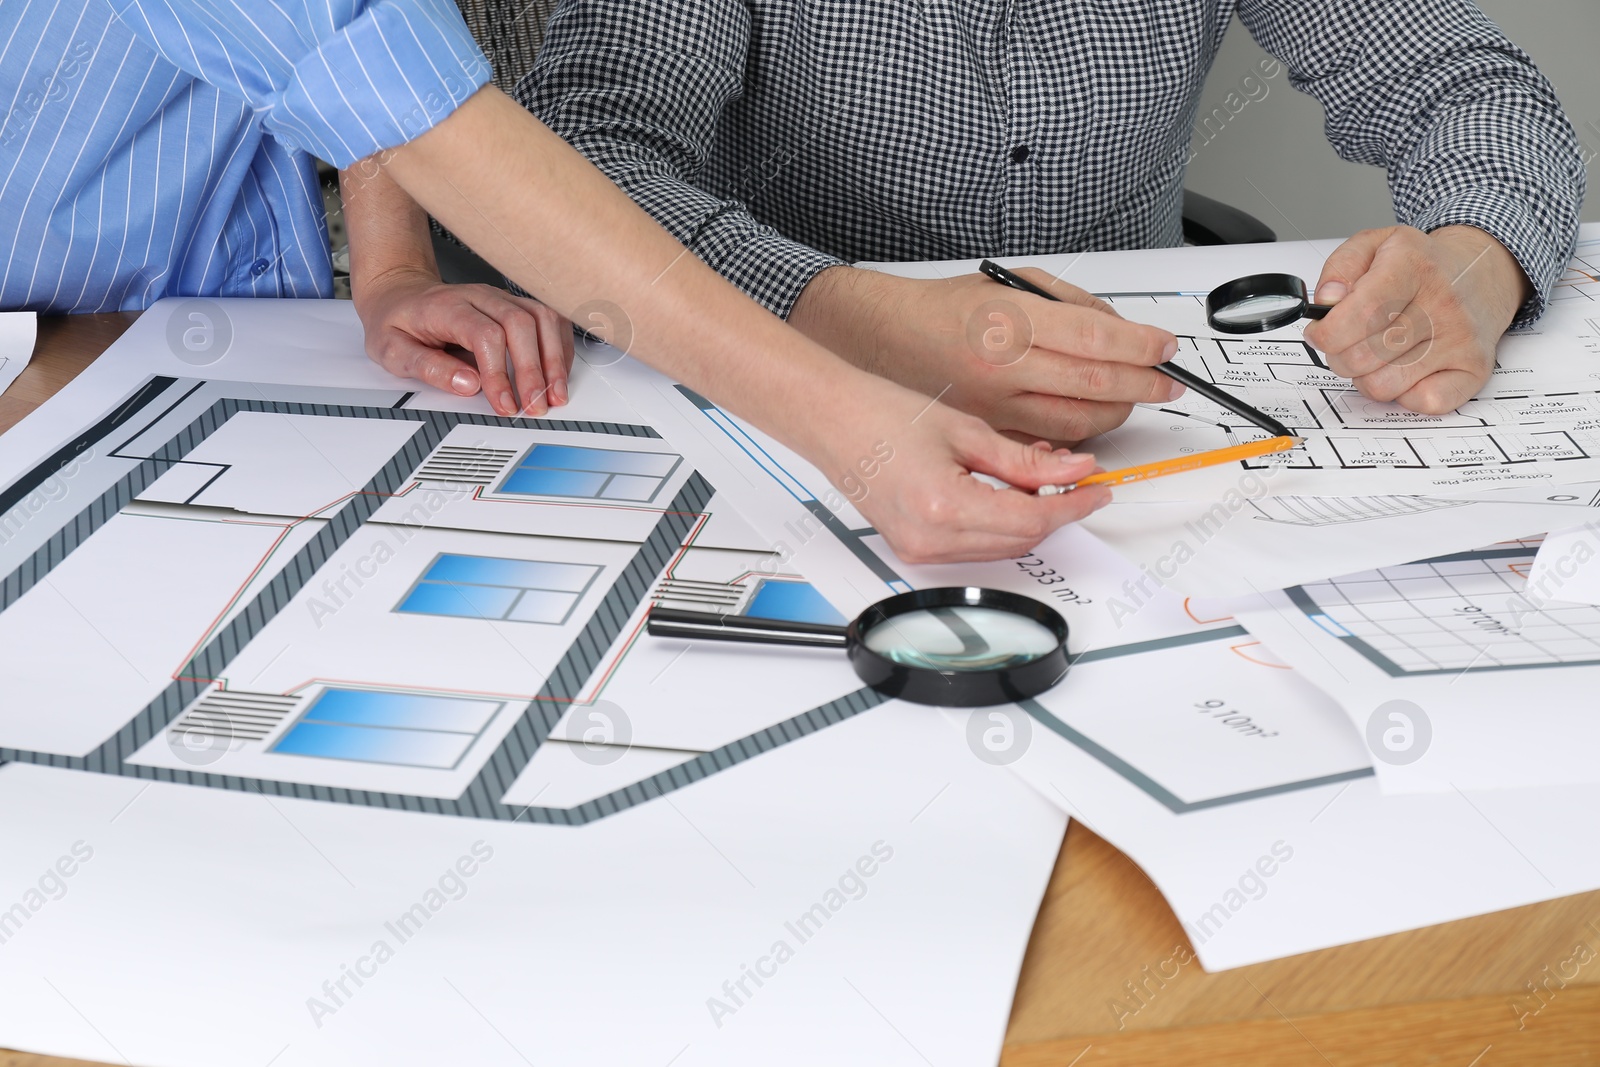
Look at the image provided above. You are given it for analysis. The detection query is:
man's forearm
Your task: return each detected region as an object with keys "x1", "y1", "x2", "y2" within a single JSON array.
[{"x1": 788, "y1": 265, "x2": 902, "y2": 377}]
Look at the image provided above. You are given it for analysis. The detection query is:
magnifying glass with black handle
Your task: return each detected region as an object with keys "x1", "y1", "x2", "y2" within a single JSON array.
[
  {"x1": 1206, "y1": 274, "x2": 1335, "y2": 334},
  {"x1": 647, "y1": 586, "x2": 1070, "y2": 707}
]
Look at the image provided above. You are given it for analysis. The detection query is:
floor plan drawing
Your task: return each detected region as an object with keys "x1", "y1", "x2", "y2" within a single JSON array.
[
  {"x1": 0, "y1": 376, "x2": 879, "y2": 824},
  {"x1": 1284, "y1": 544, "x2": 1600, "y2": 676},
  {"x1": 1229, "y1": 535, "x2": 1600, "y2": 792},
  {"x1": 1085, "y1": 245, "x2": 1600, "y2": 499},
  {"x1": 597, "y1": 365, "x2": 1378, "y2": 818}
]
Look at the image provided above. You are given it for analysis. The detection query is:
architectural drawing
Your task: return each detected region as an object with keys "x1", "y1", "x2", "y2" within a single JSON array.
[
  {"x1": 1245, "y1": 495, "x2": 1471, "y2": 526},
  {"x1": 1285, "y1": 543, "x2": 1600, "y2": 676},
  {"x1": 0, "y1": 376, "x2": 877, "y2": 824},
  {"x1": 1089, "y1": 247, "x2": 1600, "y2": 498},
  {"x1": 600, "y1": 371, "x2": 1377, "y2": 817}
]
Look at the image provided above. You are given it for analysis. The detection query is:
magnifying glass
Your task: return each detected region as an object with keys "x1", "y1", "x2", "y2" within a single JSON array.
[
  {"x1": 646, "y1": 587, "x2": 1070, "y2": 707},
  {"x1": 1206, "y1": 273, "x2": 1334, "y2": 334}
]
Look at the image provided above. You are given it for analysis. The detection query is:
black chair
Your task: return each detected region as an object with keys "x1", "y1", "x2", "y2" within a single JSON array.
[{"x1": 1182, "y1": 189, "x2": 1277, "y2": 246}]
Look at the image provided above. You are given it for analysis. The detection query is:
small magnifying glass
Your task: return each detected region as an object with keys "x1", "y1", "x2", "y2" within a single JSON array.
[
  {"x1": 646, "y1": 587, "x2": 1070, "y2": 707},
  {"x1": 1206, "y1": 273, "x2": 1335, "y2": 334}
]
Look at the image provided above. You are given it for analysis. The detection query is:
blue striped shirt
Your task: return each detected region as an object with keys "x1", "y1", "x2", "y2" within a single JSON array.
[{"x1": 0, "y1": 0, "x2": 492, "y2": 313}]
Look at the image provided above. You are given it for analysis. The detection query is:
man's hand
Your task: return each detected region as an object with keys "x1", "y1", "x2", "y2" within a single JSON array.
[
  {"x1": 353, "y1": 268, "x2": 574, "y2": 417},
  {"x1": 1303, "y1": 225, "x2": 1533, "y2": 414},
  {"x1": 790, "y1": 266, "x2": 1182, "y2": 447}
]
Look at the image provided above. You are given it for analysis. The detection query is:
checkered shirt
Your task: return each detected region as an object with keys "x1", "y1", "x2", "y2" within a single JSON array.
[{"x1": 517, "y1": 0, "x2": 1586, "y2": 325}]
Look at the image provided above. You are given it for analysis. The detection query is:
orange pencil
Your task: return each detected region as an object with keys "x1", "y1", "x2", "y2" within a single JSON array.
[{"x1": 1037, "y1": 436, "x2": 1301, "y2": 495}]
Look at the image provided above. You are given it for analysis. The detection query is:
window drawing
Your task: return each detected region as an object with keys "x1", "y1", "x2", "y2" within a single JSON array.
[
  {"x1": 743, "y1": 579, "x2": 846, "y2": 625},
  {"x1": 395, "y1": 553, "x2": 601, "y2": 624},
  {"x1": 499, "y1": 443, "x2": 680, "y2": 502},
  {"x1": 271, "y1": 688, "x2": 504, "y2": 769}
]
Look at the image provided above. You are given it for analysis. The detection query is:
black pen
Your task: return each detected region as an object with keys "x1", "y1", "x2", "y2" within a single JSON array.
[{"x1": 977, "y1": 259, "x2": 1294, "y2": 439}]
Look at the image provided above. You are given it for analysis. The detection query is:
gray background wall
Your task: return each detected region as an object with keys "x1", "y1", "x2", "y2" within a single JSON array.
[{"x1": 1185, "y1": 0, "x2": 1600, "y2": 240}]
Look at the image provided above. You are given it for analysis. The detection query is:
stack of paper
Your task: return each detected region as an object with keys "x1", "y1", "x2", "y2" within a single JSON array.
[
  {"x1": 2, "y1": 227, "x2": 1598, "y2": 1067},
  {"x1": 590, "y1": 225, "x2": 1600, "y2": 970}
]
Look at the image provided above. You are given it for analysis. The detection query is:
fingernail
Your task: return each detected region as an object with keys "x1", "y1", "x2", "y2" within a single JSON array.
[
  {"x1": 451, "y1": 370, "x2": 476, "y2": 394},
  {"x1": 1318, "y1": 281, "x2": 1349, "y2": 304},
  {"x1": 551, "y1": 380, "x2": 568, "y2": 406},
  {"x1": 1161, "y1": 339, "x2": 1178, "y2": 361},
  {"x1": 500, "y1": 389, "x2": 516, "y2": 413},
  {"x1": 1057, "y1": 451, "x2": 1094, "y2": 467},
  {"x1": 1166, "y1": 378, "x2": 1187, "y2": 401}
]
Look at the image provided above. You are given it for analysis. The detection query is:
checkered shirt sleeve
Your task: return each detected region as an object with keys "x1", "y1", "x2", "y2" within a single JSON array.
[{"x1": 520, "y1": 0, "x2": 1585, "y2": 326}]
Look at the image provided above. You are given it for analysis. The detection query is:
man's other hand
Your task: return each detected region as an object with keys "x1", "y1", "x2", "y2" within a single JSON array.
[{"x1": 1303, "y1": 225, "x2": 1532, "y2": 415}]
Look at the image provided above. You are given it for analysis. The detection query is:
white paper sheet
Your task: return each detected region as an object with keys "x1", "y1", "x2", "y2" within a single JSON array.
[
  {"x1": 1079, "y1": 492, "x2": 1584, "y2": 597},
  {"x1": 0, "y1": 310, "x2": 36, "y2": 398},
  {"x1": 1526, "y1": 519, "x2": 1600, "y2": 607},
  {"x1": 598, "y1": 351, "x2": 1600, "y2": 967},
  {"x1": 1221, "y1": 537, "x2": 1600, "y2": 792},
  {"x1": 0, "y1": 331, "x2": 1065, "y2": 1066},
  {"x1": 0, "y1": 703, "x2": 1065, "y2": 1067}
]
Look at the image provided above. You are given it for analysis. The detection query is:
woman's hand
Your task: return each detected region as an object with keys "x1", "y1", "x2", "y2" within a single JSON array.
[
  {"x1": 806, "y1": 377, "x2": 1112, "y2": 564},
  {"x1": 353, "y1": 269, "x2": 574, "y2": 416}
]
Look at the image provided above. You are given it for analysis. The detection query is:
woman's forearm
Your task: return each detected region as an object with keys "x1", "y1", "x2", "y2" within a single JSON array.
[
  {"x1": 381, "y1": 86, "x2": 889, "y2": 466},
  {"x1": 340, "y1": 162, "x2": 440, "y2": 303}
]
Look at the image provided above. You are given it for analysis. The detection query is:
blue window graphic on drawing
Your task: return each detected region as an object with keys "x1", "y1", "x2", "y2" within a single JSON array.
[
  {"x1": 396, "y1": 553, "x2": 601, "y2": 624},
  {"x1": 498, "y1": 443, "x2": 680, "y2": 502},
  {"x1": 272, "y1": 689, "x2": 503, "y2": 769},
  {"x1": 396, "y1": 550, "x2": 601, "y2": 627},
  {"x1": 743, "y1": 579, "x2": 846, "y2": 625}
]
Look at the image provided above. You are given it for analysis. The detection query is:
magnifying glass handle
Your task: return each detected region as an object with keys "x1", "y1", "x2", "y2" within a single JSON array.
[
  {"x1": 647, "y1": 607, "x2": 850, "y2": 648},
  {"x1": 1303, "y1": 304, "x2": 1333, "y2": 320}
]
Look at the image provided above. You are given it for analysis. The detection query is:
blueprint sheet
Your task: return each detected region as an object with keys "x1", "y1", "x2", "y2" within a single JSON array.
[
  {"x1": 871, "y1": 225, "x2": 1600, "y2": 502},
  {"x1": 0, "y1": 303, "x2": 1067, "y2": 1066},
  {"x1": 596, "y1": 320, "x2": 1600, "y2": 968},
  {"x1": 856, "y1": 226, "x2": 1600, "y2": 597},
  {"x1": 1222, "y1": 535, "x2": 1600, "y2": 793}
]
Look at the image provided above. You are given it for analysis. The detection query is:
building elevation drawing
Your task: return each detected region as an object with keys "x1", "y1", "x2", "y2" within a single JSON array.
[{"x1": 0, "y1": 377, "x2": 878, "y2": 826}]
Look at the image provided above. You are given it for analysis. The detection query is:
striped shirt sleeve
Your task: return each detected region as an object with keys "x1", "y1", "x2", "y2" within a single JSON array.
[{"x1": 106, "y1": 0, "x2": 493, "y2": 167}]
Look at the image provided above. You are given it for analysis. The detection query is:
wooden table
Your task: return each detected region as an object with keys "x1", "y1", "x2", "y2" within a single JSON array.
[{"x1": 4, "y1": 314, "x2": 1599, "y2": 1067}]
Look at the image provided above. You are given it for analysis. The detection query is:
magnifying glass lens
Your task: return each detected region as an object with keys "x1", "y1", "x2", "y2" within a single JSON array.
[
  {"x1": 1212, "y1": 293, "x2": 1304, "y2": 325},
  {"x1": 647, "y1": 587, "x2": 1073, "y2": 706},
  {"x1": 861, "y1": 606, "x2": 1059, "y2": 672}
]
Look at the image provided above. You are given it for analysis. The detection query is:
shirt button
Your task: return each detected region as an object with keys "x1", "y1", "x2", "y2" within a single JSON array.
[
  {"x1": 1010, "y1": 145, "x2": 1032, "y2": 164},
  {"x1": 250, "y1": 258, "x2": 271, "y2": 277}
]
